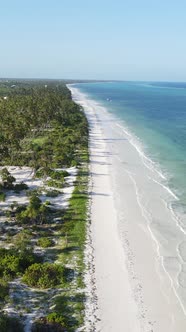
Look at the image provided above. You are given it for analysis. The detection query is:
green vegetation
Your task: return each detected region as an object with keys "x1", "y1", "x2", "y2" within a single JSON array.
[
  {"x1": 22, "y1": 263, "x2": 65, "y2": 288},
  {"x1": 47, "y1": 312, "x2": 66, "y2": 326},
  {"x1": 0, "y1": 83, "x2": 88, "y2": 169},
  {"x1": 0, "y1": 279, "x2": 9, "y2": 302},
  {"x1": 0, "y1": 314, "x2": 24, "y2": 332},
  {"x1": 63, "y1": 166, "x2": 89, "y2": 275},
  {"x1": 36, "y1": 168, "x2": 69, "y2": 180},
  {"x1": 32, "y1": 314, "x2": 67, "y2": 332},
  {"x1": 16, "y1": 194, "x2": 51, "y2": 224},
  {"x1": 45, "y1": 189, "x2": 60, "y2": 197},
  {"x1": 0, "y1": 167, "x2": 28, "y2": 193},
  {"x1": 13, "y1": 230, "x2": 32, "y2": 251},
  {"x1": 0, "y1": 247, "x2": 40, "y2": 274},
  {"x1": 14, "y1": 182, "x2": 28, "y2": 192},
  {"x1": 45, "y1": 165, "x2": 89, "y2": 330},
  {"x1": 37, "y1": 237, "x2": 54, "y2": 248},
  {"x1": 46, "y1": 179, "x2": 64, "y2": 189},
  {"x1": 0, "y1": 80, "x2": 89, "y2": 331},
  {"x1": 0, "y1": 192, "x2": 6, "y2": 202},
  {"x1": 0, "y1": 168, "x2": 15, "y2": 189}
]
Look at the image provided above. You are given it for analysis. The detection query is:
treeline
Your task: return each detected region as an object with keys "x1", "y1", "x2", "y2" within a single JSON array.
[{"x1": 0, "y1": 82, "x2": 88, "y2": 168}]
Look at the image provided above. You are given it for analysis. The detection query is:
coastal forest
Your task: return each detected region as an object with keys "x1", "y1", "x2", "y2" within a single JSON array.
[{"x1": 0, "y1": 80, "x2": 89, "y2": 331}]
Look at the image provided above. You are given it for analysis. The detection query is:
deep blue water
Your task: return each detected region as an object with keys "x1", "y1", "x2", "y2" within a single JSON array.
[{"x1": 74, "y1": 81, "x2": 186, "y2": 209}]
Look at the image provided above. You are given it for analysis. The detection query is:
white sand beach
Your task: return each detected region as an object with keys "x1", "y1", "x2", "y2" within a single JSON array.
[{"x1": 69, "y1": 86, "x2": 186, "y2": 332}]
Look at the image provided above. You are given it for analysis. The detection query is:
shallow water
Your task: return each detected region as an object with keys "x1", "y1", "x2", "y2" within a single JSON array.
[
  {"x1": 74, "y1": 81, "x2": 186, "y2": 205},
  {"x1": 72, "y1": 81, "x2": 186, "y2": 317}
]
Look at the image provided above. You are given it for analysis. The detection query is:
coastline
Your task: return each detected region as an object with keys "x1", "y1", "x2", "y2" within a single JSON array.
[
  {"x1": 70, "y1": 86, "x2": 140, "y2": 332},
  {"x1": 69, "y1": 85, "x2": 186, "y2": 332}
]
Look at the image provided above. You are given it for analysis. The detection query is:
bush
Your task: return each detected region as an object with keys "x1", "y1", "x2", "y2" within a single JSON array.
[
  {"x1": 26, "y1": 189, "x2": 41, "y2": 197},
  {"x1": 35, "y1": 168, "x2": 51, "y2": 178},
  {"x1": 0, "y1": 168, "x2": 15, "y2": 189},
  {"x1": 46, "y1": 190, "x2": 60, "y2": 198},
  {"x1": 0, "y1": 248, "x2": 41, "y2": 280},
  {"x1": 47, "y1": 312, "x2": 65, "y2": 325},
  {"x1": 0, "y1": 255, "x2": 20, "y2": 279},
  {"x1": 71, "y1": 160, "x2": 77, "y2": 167},
  {"x1": 35, "y1": 168, "x2": 69, "y2": 180},
  {"x1": 49, "y1": 170, "x2": 66, "y2": 181},
  {"x1": 22, "y1": 263, "x2": 64, "y2": 288},
  {"x1": 0, "y1": 192, "x2": 6, "y2": 202},
  {"x1": 15, "y1": 204, "x2": 26, "y2": 214},
  {"x1": 32, "y1": 316, "x2": 67, "y2": 332},
  {"x1": 0, "y1": 314, "x2": 23, "y2": 332},
  {"x1": 37, "y1": 237, "x2": 54, "y2": 248},
  {"x1": 59, "y1": 170, "x2": 69, "y2": 178},
  {"x1": 0, "y1": 279, "x2": 9, "y2": 301},
  {"x1": 13, "y1": 230, "x2": 32, "y2": 251},
  {"x1": 14, "y1": 182, "x2": 28, "y2": 192},
  {"x1": 16, "y1": 195, "x2": 51, "y2": 224},
  {"x1": 46, "y1": 179, "x2": 63, "y2": 189},
  {"x1": 18, "y1": 250, "x2": 42, "y2": 271}
]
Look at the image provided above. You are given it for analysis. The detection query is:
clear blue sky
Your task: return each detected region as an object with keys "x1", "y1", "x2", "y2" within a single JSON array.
[{"x1": 1, "y1": 0, "x2": 186, "y2": 81}]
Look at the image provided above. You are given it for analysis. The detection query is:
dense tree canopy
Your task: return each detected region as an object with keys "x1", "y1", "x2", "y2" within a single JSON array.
[
  {"x1": 0, "y1": 82, "x2": 88, "y2": 168},
  {"x1": 0, "y1": 80, "x2": 89, "y2": 331}
]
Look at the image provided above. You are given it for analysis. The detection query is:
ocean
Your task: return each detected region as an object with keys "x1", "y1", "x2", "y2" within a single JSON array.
[
  {"x1": 72, "y1": 81, "x2": 186, "y2": 315},
  {"x1": 74, "y1": 81, "x2": 186, "y2": 219}
]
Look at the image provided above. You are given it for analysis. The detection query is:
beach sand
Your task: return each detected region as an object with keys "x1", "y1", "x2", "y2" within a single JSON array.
[{"x1": 69, "y1": 86, "x2": 186, "y2": 332}]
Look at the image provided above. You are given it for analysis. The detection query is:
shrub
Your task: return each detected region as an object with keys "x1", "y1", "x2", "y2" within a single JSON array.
[
  {"x1": 35, "y1": 168, "x2": 69, "y2": 180},
  {"x1": 0, "y1": 168, "x2": 15, "y2": 189},
  {"x1": 26, "y1": 189, "x2": 41, "y2": 197},
  {"x1": 16, "y1": 195, "x2": 51, "y2": 224},
  {"x1": 49, "y1": 170, "x2": 65, "y2": 181},
  {"x1": 37, "y1": 237, "x2": 54, "y2": 248},
  {"x1": 59, "y1": 170, "x2": 69, "y2": 178},
  {"x1": 71, "y1": 160, "x2": 77, "y2": 167},
  {"x1": 47, "y1": 312, "x2": 65, "y2": 325},
  {"x1": 0, "y1": 192, "x2": 6, "y2": 202},
  {"x1": 14, "y1": 182, "x2": 28, "y2": 191},
  {"x1": 31, "y1": 316, "x2": 67, "y2": 332},
  {"x1": 0, "y1": 255, "x2": 20, "y2": 279},
  {"x1": 13, "y1": 231, "x2": 32, "y2": 251},
  {"x1": 15, "y1": 204, "x2": 26, "y2": 214},
  {"x1": 0, "y1": 248, "x2": 41, "y2": 280},
  {"x1": 46, "y1": 179, "x2": 63, "y2": 189},
  {"x1": 46, "y1": 190, "x2": 59, "y2": 197},
  {"x1": 22, "y1": 263, "x2": 64, "y2": 288},
  {"x1": 35, "y1": 167, "x2": 51, "y2": 178},
  {"x1": 18, "y1": 250, "x2": 42, "y2": 271},
  {"x1": 0, "y1": 279, "x2": 9, "y2": 301},
  {"x1": 0, "y1": 314, "x2": 23, "y2": 332}
]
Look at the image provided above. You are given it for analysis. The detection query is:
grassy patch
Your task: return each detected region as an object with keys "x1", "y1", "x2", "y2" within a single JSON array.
[
  {"x1": 32, "y1": 136, "x2": 49, "y2": 146},
  {"x1": 46, "y1": 179, "x2": 64, "y2": 188},
  {"x1": 63, "y1": 166, "x2": 89, "y2": 267},
  {"x1": 48, "y1": 162, "x2": 89, "y2": 330},
  {"x1": 37, "y1": 237, "x2": 54, "y2": 248}
]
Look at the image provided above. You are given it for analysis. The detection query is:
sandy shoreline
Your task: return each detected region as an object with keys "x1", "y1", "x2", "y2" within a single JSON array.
[{"x1": 69, "y1": 86, "x2": 186, "y2": 332}]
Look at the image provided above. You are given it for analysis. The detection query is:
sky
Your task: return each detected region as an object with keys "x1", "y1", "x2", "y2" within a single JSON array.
[{"x1": 0, "y1": 0, "x2": 186, "y2": 81}]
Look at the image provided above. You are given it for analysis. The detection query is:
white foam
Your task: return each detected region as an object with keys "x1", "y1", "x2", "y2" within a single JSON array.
[
  {"x1": 115, "y1": 122, "x2": 167, "y2": 180},
  {"x1": 126, "y1": 170, "x2": 186, "y2": 318},
  {"x1": 69, "y1": 84, "x2": 186, "y2": 327}
]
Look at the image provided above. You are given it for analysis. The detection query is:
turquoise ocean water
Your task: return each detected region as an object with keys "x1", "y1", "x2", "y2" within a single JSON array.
[
  {"x1": 74, "y1": 81, "x2": 186, "y2": 227},
  {"x1": 71, "y1": 81, "x2": 186, "y2": 318}
]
